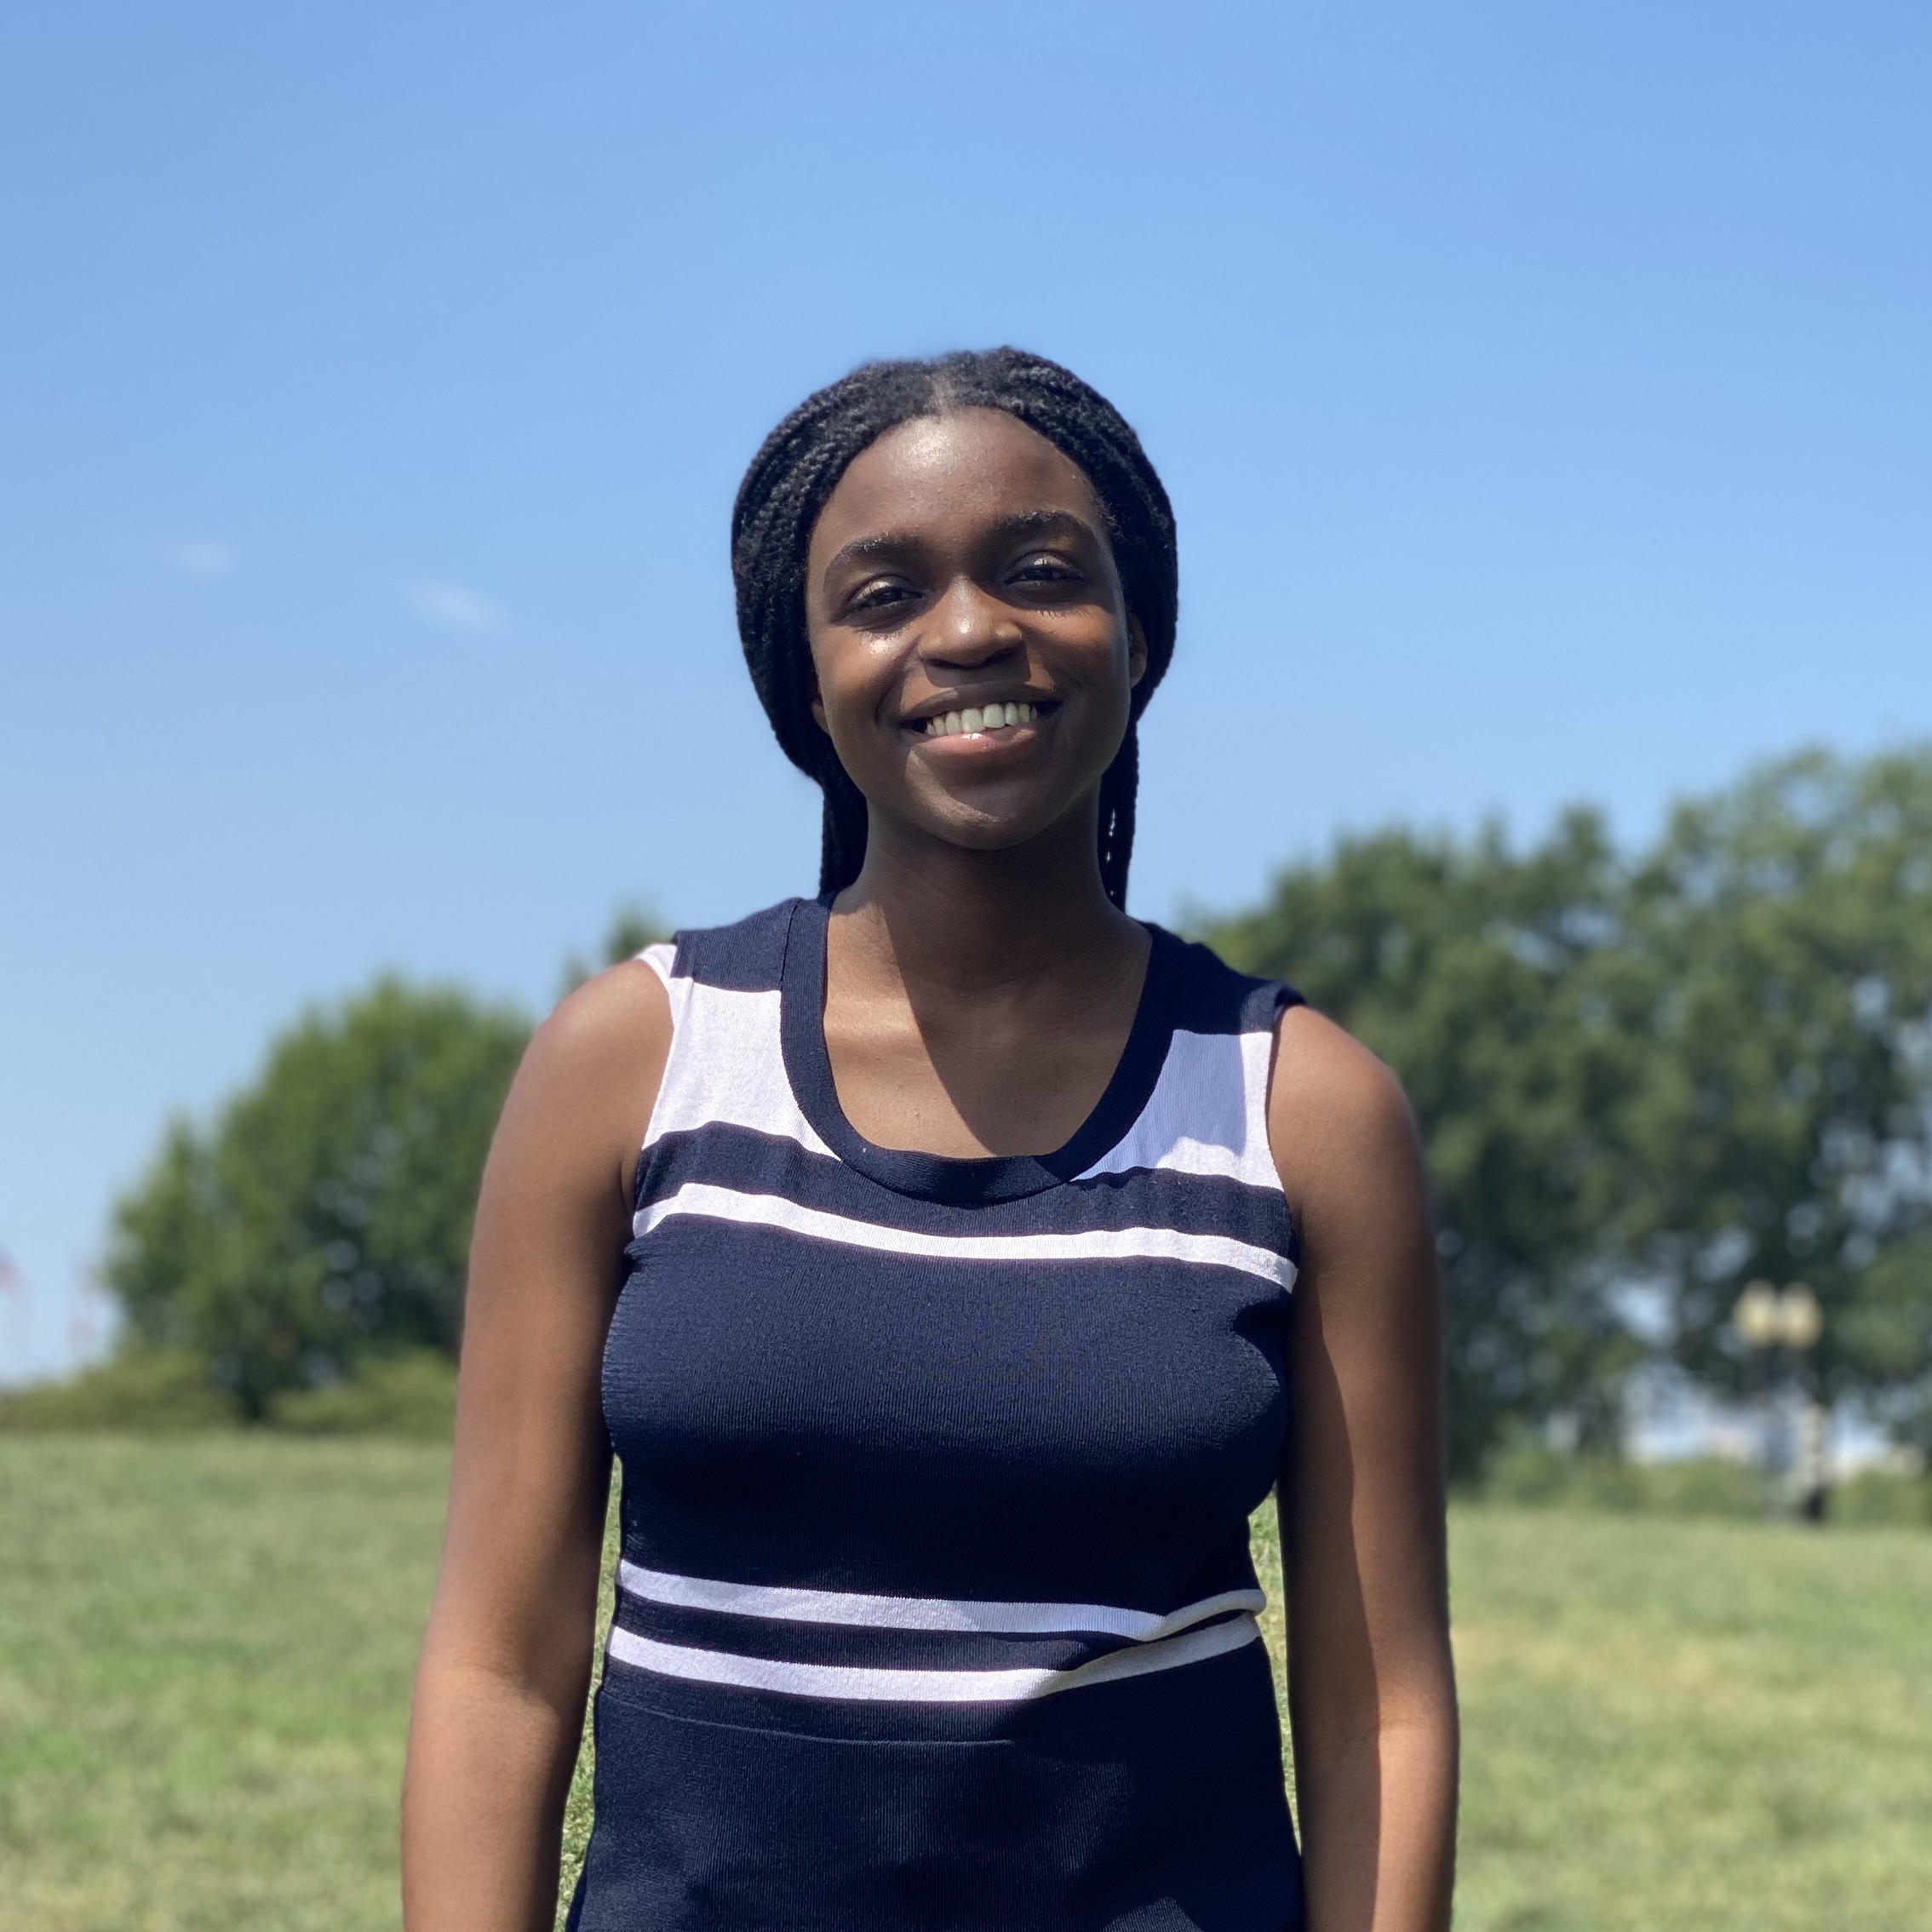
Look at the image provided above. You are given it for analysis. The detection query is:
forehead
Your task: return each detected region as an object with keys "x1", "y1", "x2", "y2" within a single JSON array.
[{"x1": 809, "y1": 408, "x2": 1104, "y2": 559}]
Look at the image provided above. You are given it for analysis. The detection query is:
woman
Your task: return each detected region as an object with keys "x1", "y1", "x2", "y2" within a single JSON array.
[{"x1": 403, "y1": 350, "x2": 1457, "y2": 1931}]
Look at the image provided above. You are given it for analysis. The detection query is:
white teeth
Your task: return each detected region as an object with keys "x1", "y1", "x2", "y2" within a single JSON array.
[{"x1": 922, "y1": 701, "x2": 1039, "y2": 736}]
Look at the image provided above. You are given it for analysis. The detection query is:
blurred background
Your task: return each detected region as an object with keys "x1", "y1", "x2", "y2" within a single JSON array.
[{"x1": 3, "y1": 3, "x2": 1929, "y2": 1929}]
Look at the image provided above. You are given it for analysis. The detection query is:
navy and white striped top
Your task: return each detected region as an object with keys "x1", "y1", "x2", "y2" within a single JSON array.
[{"x1": 568, "y1": 897, "x2": 1306, "y2": 1931}]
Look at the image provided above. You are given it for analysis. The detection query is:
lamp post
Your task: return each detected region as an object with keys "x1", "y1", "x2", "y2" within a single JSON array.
[{"x1": 1731, "y1": 1280, "x2": 1827, "y2": 1521}]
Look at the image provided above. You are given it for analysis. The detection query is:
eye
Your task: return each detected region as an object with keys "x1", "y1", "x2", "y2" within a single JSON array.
[
  {"x1": 846, "y1": 578, "x2": 920, "y2": 616},
  {"x1": 1008, "y1": 553, "x2": 1083, "y2": 586}
]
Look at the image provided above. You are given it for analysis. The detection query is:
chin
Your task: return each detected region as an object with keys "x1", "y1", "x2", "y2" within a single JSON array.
[{"x1": 921, "y1": 800, "x2": 1085, "y2": 860}]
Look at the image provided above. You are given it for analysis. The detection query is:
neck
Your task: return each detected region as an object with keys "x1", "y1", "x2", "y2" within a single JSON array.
[{"x1": 830, "y1": 799, "x2": 1142, "y2": 1000}]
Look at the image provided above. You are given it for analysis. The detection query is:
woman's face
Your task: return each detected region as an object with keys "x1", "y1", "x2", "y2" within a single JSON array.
[{"x1": 804, "y1": 407, "x2": 1146, "y2": 863}]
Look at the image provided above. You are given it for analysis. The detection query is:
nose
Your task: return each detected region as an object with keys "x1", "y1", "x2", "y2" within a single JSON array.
[{"x1": 922, "y1": 576, "x2": 1023, "y2": 668}]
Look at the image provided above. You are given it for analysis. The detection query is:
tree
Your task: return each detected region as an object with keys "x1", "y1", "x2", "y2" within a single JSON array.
[
  {"x1": 1206, "y1": 809, "x2": 1654, "y2": 1480},
  {"x1": 107, "y1": 980, "x2": 530, "y2": 1418},
  {"x1": 1206, "y1": 746, "x2": 1932, "y2": 1480},
  {"x1": 1626, "y1": 749, "x2": 1932, "y2": 1435}
]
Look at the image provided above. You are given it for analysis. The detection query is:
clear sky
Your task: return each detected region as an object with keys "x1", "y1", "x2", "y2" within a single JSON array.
[{"x1": 3, "y1": 1, "x2": 1929, "y2": 1383}]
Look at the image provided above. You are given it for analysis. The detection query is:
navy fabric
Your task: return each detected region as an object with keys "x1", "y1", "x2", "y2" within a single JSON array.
[{"x1": 572, "y1": 897, "x2": 1306, "y2": 1931}]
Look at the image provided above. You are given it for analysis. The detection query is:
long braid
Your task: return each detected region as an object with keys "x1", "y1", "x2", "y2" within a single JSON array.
[
  {"x1": 731, "y1": 348, "x2": 1178, "y2": 908},
  {"x1": 817, "y1": 760, "x2": 869, "y2": 907},
  {"x1": 1096, "y1": 726, "x2": 1140, "y2": 913}
]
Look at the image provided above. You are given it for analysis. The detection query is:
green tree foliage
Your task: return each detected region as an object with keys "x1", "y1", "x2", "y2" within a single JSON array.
[
  {"x1": 1206, "y1": 747, "x2": 1932, "y2": 1479},
  {"x1": 1206, "y1": 809, "x2": 1654, "y2": 1480},
  {"x1": 106, "y1": 981, "x2": 530, "y2": 1418},
  {"x1": 1626, "y1": 750, "x2": 1932, "y2": 1436}
]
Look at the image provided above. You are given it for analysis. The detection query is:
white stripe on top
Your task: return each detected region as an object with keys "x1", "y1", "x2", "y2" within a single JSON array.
[
  {"x1": 605, "y1": 1611, "x2": 1259, "y2": 1705},
  {"x1": 634, "y1": 962, "x2": 834, "y2": 1159},
  {"x1": 617, "y1": 1560, "x2": 1266, "y2": 1642},
  {"x1": 1076, "y1": 1029, "x2": 1282, "y2": 1192},
  {"x1": 630, "y1": 1183, "x2": 1296, "y2": 1290}
]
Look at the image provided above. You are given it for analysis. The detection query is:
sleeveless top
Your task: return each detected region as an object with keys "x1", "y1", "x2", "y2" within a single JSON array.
[{"x1": 568, "y1": 897, "x2": 1307, "y2": 1932}]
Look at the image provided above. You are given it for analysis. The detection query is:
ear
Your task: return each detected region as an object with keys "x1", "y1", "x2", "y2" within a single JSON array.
[
  {"x1": 1127, "y1": 615, "x2": 1149, "y2": 689},
  {"x1": 807, "y1": 662, "x2": 831, "y2": 734}
]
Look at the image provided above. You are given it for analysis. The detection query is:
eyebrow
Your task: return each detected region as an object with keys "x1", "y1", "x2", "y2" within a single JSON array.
[{"x1": 824, "y1": 508, "x2": 1099, "y2": 576}]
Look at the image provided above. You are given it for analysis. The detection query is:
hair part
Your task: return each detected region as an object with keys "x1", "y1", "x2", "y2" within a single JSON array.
[{"x1": 731, "y1": 348, "x2": 1178, "y2": 909}]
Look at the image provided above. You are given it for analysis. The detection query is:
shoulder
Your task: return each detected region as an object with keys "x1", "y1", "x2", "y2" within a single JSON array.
[
  {"x1": 530, "y1": 953, "x2": 674, "y2": 1098},
  {"x1": 507, "y1": 898, "x2": 806, "y2": 1164},
  {"x1": 1267, "y1": 1000, "x2": 1425, "y2": 1249},
  {"x1": 530, "y1": 897, "x2": 804, "y2": 1081},
  {"x1": 1270, "y1": 1003, "x2": 1416, "y2": 1154},
  {"x1": 1152, "y1": 930, "x2": 1418, "y2": 1217},
  {"x1": 496, "y1": 957, "x2": 674, "y2": 1196}
]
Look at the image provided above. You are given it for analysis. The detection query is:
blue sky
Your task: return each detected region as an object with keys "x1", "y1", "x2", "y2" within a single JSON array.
[{"x1": 3, "y1": 1, "x2": 1929, "y2": 1382}]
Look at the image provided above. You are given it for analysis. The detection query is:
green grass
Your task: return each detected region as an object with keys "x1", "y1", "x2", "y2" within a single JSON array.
[
  {"x1": 3, "y1": 1437, "x2": 1929, "y2": 1930},
  {"x1": 1446, "y1": 1507, "x2": 1932, "y2": 1932},
  {"x1": 0, "y1": 1436, "x2": 445, "y2": 1932}
]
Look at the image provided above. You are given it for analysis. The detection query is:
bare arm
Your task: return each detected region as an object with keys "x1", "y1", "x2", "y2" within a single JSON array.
[
  {"x1": 401, "y1": 961, "x2": 672, "y2": 1932},
  {"x1": 1270, "y1": 1006, "x2": 1458, "y2": 1932}
]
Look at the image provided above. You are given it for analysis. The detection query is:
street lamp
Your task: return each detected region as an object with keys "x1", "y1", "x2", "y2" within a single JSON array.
[{"x1": 1731, "y1": 1280, "x2": 1826, "y2": 1520}]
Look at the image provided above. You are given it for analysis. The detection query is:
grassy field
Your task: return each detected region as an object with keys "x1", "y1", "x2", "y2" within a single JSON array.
[
  {"x1": 3, "y1": 1437, "x2": 1929, "y2": 1931},
  {"x1": 0, "y1": 1437, "x2": 443, "y2": 1932}
]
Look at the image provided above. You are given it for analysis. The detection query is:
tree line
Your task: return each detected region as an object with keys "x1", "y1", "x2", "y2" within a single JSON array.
[{"x1": 97, "y1": 752, "x2": 1932, "y2": 1478}]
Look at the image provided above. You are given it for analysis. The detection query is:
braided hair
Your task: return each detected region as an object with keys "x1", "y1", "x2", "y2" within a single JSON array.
[{"x1": 731, "y1": 348, "x2": 1178, "y2": 909}]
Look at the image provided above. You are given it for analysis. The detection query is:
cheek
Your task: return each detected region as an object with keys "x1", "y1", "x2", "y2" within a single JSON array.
[
  {"x1": 809, "y1": 639, "x2": 893, "y2": 761},
  {"x1": 814, "y1": 631, "x2": 897, "y2": 715}
]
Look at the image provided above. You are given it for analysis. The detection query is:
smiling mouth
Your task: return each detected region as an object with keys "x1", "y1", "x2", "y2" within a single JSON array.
[{"x1": 914, "y1": 699, "x2": 1055, "y2": 739}]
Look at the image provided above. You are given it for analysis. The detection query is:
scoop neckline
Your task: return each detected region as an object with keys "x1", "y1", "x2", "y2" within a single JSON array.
[{"x1": 777, "y1": 896, "x2": 1181, "y2": 1205}]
